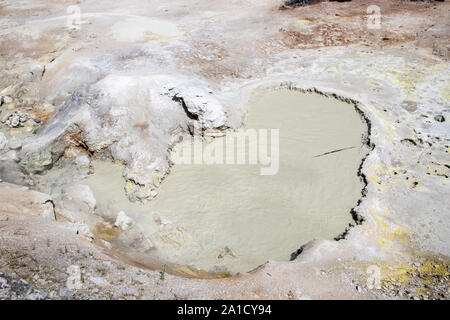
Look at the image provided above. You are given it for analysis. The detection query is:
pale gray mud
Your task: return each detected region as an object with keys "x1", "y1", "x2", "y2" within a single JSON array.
[{"x1": 84, "y1": 90, "x2": 369, "y2": 274}]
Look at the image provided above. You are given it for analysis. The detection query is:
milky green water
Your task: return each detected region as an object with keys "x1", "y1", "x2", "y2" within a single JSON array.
[{"x1": 85, "y1": 90, "x2": 368, "y2": 274}]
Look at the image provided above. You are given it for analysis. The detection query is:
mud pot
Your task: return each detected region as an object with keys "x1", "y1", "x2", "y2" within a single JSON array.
[{"x1": 84, "y1": 90, "x2": 369, "y2": 275}]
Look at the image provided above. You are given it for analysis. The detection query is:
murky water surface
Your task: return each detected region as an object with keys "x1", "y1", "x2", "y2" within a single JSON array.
[{"x1": 85, "y1": 90, "x2": 368, "y2": 274}]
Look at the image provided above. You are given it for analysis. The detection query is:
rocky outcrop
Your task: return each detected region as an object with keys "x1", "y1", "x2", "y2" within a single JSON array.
[
  {"x1": 18, "y1": 73, "x2": 227, "y2": 202},
  {"x1": 55, "y1": 184, "x2": 102, "y2": 229}
]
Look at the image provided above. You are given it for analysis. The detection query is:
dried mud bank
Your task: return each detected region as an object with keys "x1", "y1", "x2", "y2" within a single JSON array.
[{"x1": 0, "y1": 0, "x2": 449, "y2": 299}]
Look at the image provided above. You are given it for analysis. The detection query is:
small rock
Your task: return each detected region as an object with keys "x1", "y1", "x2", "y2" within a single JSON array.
[
  {"x1": 29, "y1": 63, "x2": 45, "y2": 80},
  {"x1": 59, "y1": 287, "x2": 74, "y2": 299},
  {"x1": 118, "y1": 287, "x2": 138, "y2": 296},
  {"x1": 62, "y1": 184, "x2": 96, "y2": 211},
  {"x1": 3, "y1": 96, "x2": 12, "y2": 104},
  {"x1": 9, "y1": 114, "x2": 20, "y2": 127},
  {"x1": 20, "y1": 150, "x2": 53, "y2": 173},
  {"x1": 0, "y1": 111, "x2": 13, "y2": 123},
  {"x1": 115, "y1": 211, "x2": 134, "y2": 231},
  {"x1": 40, "y1": 201, "x2": 56, "y2": 220},
  {"x1": 18, "y1": 112, "x2": 27, "y2": 120},
  {"x1": 434, "y1": 115, "x2": 445, "y2": 122},
  {"x1": 153, "y1": 213, "x2": 172, "y2": 226},
  {"x1": 89, "y1": 276, "x2": 108, "y2": 287}
]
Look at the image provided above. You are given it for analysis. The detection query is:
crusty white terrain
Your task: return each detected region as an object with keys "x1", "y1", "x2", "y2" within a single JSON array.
[{"x1": 0, "y1": 0, "x2": 449, "y2": 299}]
